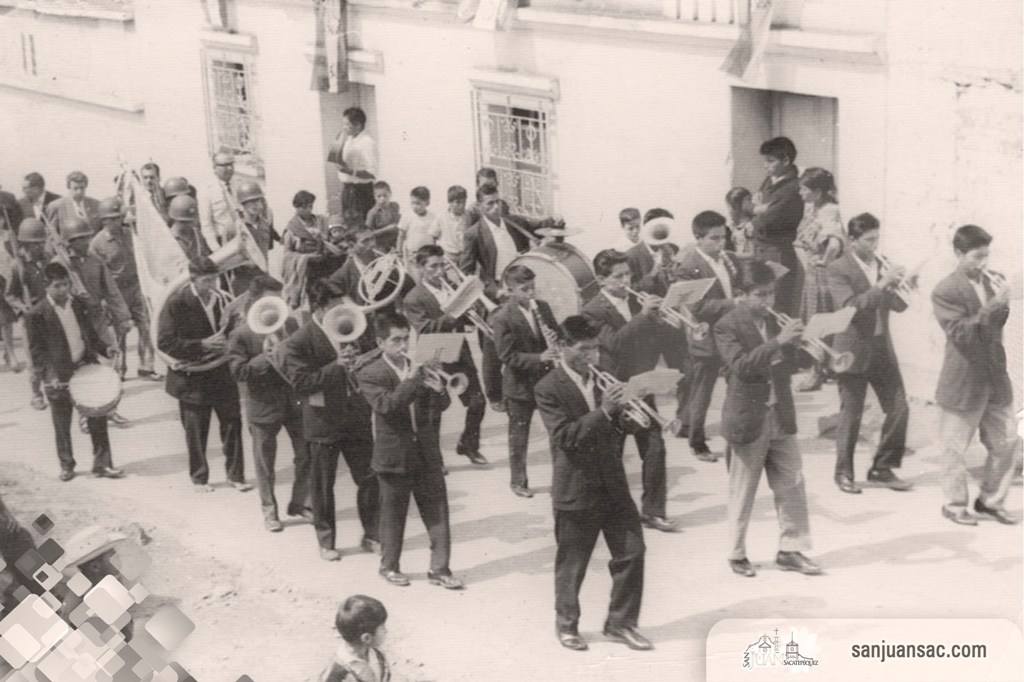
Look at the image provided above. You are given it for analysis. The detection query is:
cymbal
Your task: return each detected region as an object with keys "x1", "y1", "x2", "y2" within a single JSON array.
[{"x1": 535, "y1": 227, "x2": 582, "y2": 238}]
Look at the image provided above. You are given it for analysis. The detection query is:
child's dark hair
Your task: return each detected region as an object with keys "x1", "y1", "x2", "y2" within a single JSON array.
[
  {"x1": 292, "y1": 190, "x2": 316, "y2": 209},
  {"x1": 342, "y1": 107, "x2": 367, "y2": 128},
  {"x1": 692, "y1": 210, "x2": 727, "y2": 239},
  {"x1": 952, "y1": 224, "x2": 992, "y2": 254},
  {"x1": 799, "y1": 168, "x2": 837, "y2": 204},
  {"x1": 734, "y1": 260, "x2": 778, "y2": 294},
  {"x1": 476, "y1": 167, "x2": 499, "y2": 186},
  {"x1": 847, "y1": 213, "x2": 880, "y2": 241},
  {"x1": 618, "y1": 207, "x2": 640, "y2": 225},
  {"x1": 375, "y1": 311, "x2": 411, "y2": 340},
  {"x1": 372, "y1": 180, "x2": 391, "y2": 193},
  {"x1": 447, "y1": 185, "x2": 468, "y2": 203},
  {"x1": 43, "y1": 262, "x2": 70, "y2": 284},
  {"x1": 561, "y1": 315, "x2": 598, "y2": 345},
  {"x1": 414, "y1": 243, "x2": 445, "y2": 266},
  {"x1": 592, "y1": 249, "x2": 629, "y2": 278},
  {"x1": 759, "y1": 137, "x2": 797, "y2": 164},
  {"x1": 335, "y1": 595, "x2": 388, "y2": 643},
  {"x1": 411, "y1": 186, "x2": 430, "y2": 202},
  {"x1": 503, "y1": 265, "x2": 535, "y2": 287}
]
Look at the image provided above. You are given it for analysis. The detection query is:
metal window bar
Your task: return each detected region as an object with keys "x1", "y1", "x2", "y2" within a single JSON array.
[
  {"x1": 471, "y1": 91, "x2": 553, "y2": 217},
  {"x1": 202, "y1": 49, "x2": 262, "y2": 173}
]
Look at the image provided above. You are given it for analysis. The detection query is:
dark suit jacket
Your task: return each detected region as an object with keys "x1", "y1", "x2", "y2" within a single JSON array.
[
  {"x1": 16, "y1": 191, "x2": 60, "y2": 233},
  {"x1": 713, "y1": 306, "x2": 797, "y2": 445},
  {"x1": 750, "y1": 166, "x2": 803, "y2": 248},
  {"x1": 581, "y1": 291, "x2": 661, "y2": 380},
  {"x1": 45, "y1": 196, "x2": 101, "y2": 236},
  {"x1": 491, "y1": 298, "x2": 559, "y2": 402},
  {"x1": 675, "y1": 248, "x2": 739, "y2": 358},
  {"x1": 25, "y1": 296, "x2": 109, "y2": 386},
  {"x1": 326, "y1": 257, "x2": 367, "y2": 305},
  {"x1": 4, "y1": 258, "x2": 48, "y2": 311},
  {"x1": 535, "y1": 366, "x2": 638, "y2": 512},
  {"x1": 227, "y1": 319, "x2": 302, "y2": 426},
  {"x1": 402, "y1": 283, "x2": 475, "y2": 372},
  {"x1": 277, "y1": 320, "x2": 366, "y2": 443},
  {"x1": 826, "y1": 252, "x2": 907, "y2": 374},
  {"x1": 157, "y1": 286, "x2": 239, "y2": 406},
  {"x1": 931, "y1": 271, "x2": 1012, "y2": 411},
  {"x1": 67, "y1": 254, "x2": 130, "y2": 329},
  {"x1": 459, "y1": 214, "x2": 549, "y2": 299},
  {"x1": 357, "y1": 356, "x2": 449, "y2": 475},
  {"x1": 0, "y1": 191, "x2": 23, "y2": 238},
  {"x1": 625, "y1": 242, "x2": 675, "y2": 296}
]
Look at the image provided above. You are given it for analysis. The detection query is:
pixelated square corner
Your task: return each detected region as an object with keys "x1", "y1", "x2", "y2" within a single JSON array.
[
  {"x1": 143, "y1": 606, "x2": 195, "y2": 652},
  {"x1": 0, "y1": 595, "x2": 70, "y2": 668},
  {"x1": 108, "y1": 541, "x2": 152, "y2": 583},
  {"x1": 36, "y1": 539, "x2": 65, "y2": 565},
  {"x1": 32, "y1": 513, "x2": 55, "y2": 535},
  {"x1": 83, "y1": 575, "x2": 134, "y2": 624}
]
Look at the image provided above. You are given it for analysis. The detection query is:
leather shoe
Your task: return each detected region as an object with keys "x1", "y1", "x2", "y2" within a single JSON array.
[
  {"x1": 361, "y1": 536, "x2": 382, "y2": 554},
  {"x1": 729, "y1": 558, "x2": 757, "y2": 577},
  {"x1": 973, "y1": 499, "x2": 1018, "y2": 525},
  {"x1": 137, "y1": 369, "x2": 164, "y2": 381},
  {"x1": 641, "y1": 515, "x2": 679, "y2": 533},
  {"x1": 941, "y1": 505, "x2": 977, "y2": 526},
  {"x1": 557, "y1": 630, "x2": 588, "y2": 651},
  {"x1": 427, "y1": 571, "x2": 465, "y2": 590},
  {"x1": 92, "y1": 467, "x2": 125, "y2": 479},
  {"x1": 379, "y1": 569, "x2": 410, "y2": 586},
  {"x1": 230, "y1": 480, "x2": 254, "y2": 492},
  {"x1": 457, "y1": 446, "x2": 488, "y2": 465},
  {"x1": 691, "y1": 448, "x2": 719, "y2": 463},
  {"x1": 108, "y1": 411, "x2": 131, "y2": 427},
  {"x1": 835, "y1": 475, "x2": 862, "y2": 494},
  {"x1": 603, "y1": 625, "x2": 653, "y2": 651},
  {"x1": 489, "y1": 400, "x2": 506, "y2": 413},
  {"x1": 59, "y1": 469, "x2": 75, "y2": 482},
  {"x1": 264, "y1": 517, "x2": 284, "y2": 532},
  {"x1": 867, "y1": 468, "x2": 913, "y2": 491},
  {"x1": 511, "y1": 485, "x2": 534, "y2": 499},
  {"x1": 193, "y1": 483, "x2": 215, "y2": 493},
  {"x1": 776, "y1": 551, "x2": 823, "y2": 575},
  {"x1": 287, "y1": 505, "x2": 315, "y2": 523},
  {"x1": 320, "y1": 548, "x2": 341, "y2": 562}
]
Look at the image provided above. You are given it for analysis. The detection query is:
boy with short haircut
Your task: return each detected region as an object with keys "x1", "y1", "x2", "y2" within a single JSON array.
[
  {"x1": 396, "y1": 187, "x2": 440, "y2": 268},
  {"x1": 750, "y1": 137, "x2": 804, "y2": 316},
  {"x1": 365, "y1": 181, "x2": 401, "y2": 252},
  {"x1": 490, "y1": 265, "x2": 561, "y2": 498},
  {"x1": 615, "y1": 207, "x2": 642, "y2": 252},
  {"x1": 437, "y1": 185, "x2": 468, "y2": 261},
  {"x1": 319, "y1": 594, "x2": 391, "y2": 682},
  {"x1": 932, "y1": 225, "x2": 1018, "y2": 526}
]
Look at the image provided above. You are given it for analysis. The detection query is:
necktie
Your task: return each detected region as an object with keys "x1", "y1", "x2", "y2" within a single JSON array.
[{"x1": 75, "y1": 202, "x2": 86, "y2": 219}]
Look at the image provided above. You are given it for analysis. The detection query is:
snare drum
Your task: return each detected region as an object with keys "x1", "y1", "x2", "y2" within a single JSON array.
[
  {"x1": 68, "y1": 364, "x2": 123, "y2": 418},
  {"x1": 505, "y1": 243, "x2": 599, "y2": 325}
]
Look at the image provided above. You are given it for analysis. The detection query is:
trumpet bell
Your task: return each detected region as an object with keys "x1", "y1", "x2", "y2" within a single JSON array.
[
  {"x1": 829, "y1": 351, "x2": 855, "y2": 374},
  {"x1": 246, "y1": 296, "x2": 290, "y2": 335},
  {"x1": 640, "y1": 217, "x2": 676, "y2": 247},
  {"x1": 447, "y1": 372, "x2": 469, "y2": 396},
  {"x1": 322, "y1": 304, "x2": 368, "y2": 345}
]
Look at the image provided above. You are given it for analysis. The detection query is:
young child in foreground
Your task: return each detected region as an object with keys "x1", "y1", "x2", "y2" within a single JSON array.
[{"x1": 319, "y1": 595, "x2": 391, "y2": 682}]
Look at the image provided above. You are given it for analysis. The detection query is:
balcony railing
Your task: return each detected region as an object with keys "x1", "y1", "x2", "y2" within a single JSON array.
[{"x1": 524, "y1": 0, "x2": 747, "y2": 24}]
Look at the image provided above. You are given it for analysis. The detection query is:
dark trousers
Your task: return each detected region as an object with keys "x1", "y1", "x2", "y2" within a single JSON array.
[
  {"x1": 48, "y1": 388, "x2": 112, "y2": 473},
  {"x1": 554, "y1": 503, "x2": 645, "y2": 633},
  {"x1": 835, "y1": 339, "x2": 909, "y2": 480},
  {"x1": 446, "y1": 362, "x2": 486, "y2": 452},
  {"x1": 0, "y1": 495, "x2": 39, "y2": 610},
  {"x1": 309, "y1": 435, "x2": 379, "y2": 549},
  {"x1": 480, "y1": 332, "x2": 503, "y2": 404},
  {"x1": 178, "y1": 400, "x2": 244, "y2": 485},
  {"x1": 687, "y1": 355, "x2": 722, "y2": 452},
  {"x1": 250, "y1": 411, "x2": 312, "y2": 520},
  {"x1": 675, "y1": 373, "x2": 692, "y2": 428},
  {"x1": 632, "y1": 408, "x2": 667, "y2": 519},
  {"x1": 753, "y1": 241, "x2": 800, "y2": 317},
  {"x1": 342, "y1": 183, "x2": 375, "y2": 223},
  {"x1": 507, "y1": 398, "x2": 535, "y2": 488},
  {"x1": 378, "y1": 469, "x2": 451, "y2": 574}
]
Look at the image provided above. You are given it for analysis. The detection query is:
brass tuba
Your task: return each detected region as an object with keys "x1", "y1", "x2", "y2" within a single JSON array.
[
  {"x1": 320, "y1": 303, "x2": 369, "y2": 347},
  {"x1": 246, "y1": 295, "x2": 290, "y2": 336}
]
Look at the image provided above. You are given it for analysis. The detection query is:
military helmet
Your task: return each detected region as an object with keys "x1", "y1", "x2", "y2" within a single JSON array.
[
  {"x1": 59, "y1": 525, "x2": 129, "y2": 576},
  {"x1": 168, "y1": 195, "x2": 198, "y2": 222},
  {"x1": 162, "y1": 176, "x2": 190, "y2": 199},
  {"x1": 235, "y1": 180, "x2": 264, "y2": 205},
  {"x1": 64, "y1": 217, "x2": 94, "y2": 241},
  {"x1": 98, "y1": 197, "x2": 124, "y2": 220},
  {"x1": 18, "y1": 218, "x2": 47, "y2": 243}
]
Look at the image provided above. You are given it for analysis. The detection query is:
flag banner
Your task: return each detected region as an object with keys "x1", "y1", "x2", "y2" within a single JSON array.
[{"x1": 720, "y1": 0, "x2": 774, "y2": 82}]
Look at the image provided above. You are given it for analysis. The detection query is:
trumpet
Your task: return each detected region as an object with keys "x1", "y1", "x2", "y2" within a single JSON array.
[
  {"x1": 400, "y1": 352, "x2": 469, "y2": 396},
  {"x1": 587, "y1": 364, "x2": 684, "y2": 434},
  {"x1": 765, "y1": 307, "x2": 855, "y2": 374},
  {"x1": 877, "y1": 254, "x2": 918, "y2": 306},
  {"x1": 625, "y1": 287, "x2": 710, "y2": 341}
]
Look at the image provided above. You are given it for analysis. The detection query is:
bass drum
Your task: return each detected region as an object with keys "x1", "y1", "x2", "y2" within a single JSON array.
[
  {"x1": 505, "y1": 242, "x2": 599, "y2": 326},
  {"x1": 68, "y1": 364, "x2": 123, "y2": 418}
]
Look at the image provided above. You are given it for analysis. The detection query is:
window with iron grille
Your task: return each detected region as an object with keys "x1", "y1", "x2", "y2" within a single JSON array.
[
  {"x1": 201, "y1": 43, "x2": 262, "y2": 176},
  {"x1": 471, "y1": 90, "x2": 554, "y2": 217}
]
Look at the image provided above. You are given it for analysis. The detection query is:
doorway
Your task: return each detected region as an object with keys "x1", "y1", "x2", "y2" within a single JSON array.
[{"x1": 319, "y1": 83, "x2": 378, "y2": 217}]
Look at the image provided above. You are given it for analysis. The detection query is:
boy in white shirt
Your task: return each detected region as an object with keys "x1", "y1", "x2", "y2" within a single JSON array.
[
  {"x1": 396, "y1": 187, "x2": 441, "y2": 279},
  {"x1": 437, "y1": 185, "x2": 468, "y2": 262}
]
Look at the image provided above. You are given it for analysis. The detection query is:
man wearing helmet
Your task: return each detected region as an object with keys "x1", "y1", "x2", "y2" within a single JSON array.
[
  {"x1": 168, "y1": 194, "x2": 211, "y2": 259},
  {"x1": 45, "y1": 171, "x2": 101, "y2": 237},
  {"x1": 89, "y1": 197, "x2": 162, "y2": 381},
  {"x1": 230, "y1": 179, "x2": 279, "y2": 295},
  {"x1": 5, "y1": 218, "x2": 51, "y2": 409}
]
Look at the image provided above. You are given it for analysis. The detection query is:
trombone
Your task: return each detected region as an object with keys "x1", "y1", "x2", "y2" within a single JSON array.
[
  {"x1": 441, "y1": 257, "x2": 497, "y2": 338},
  {"x1": 877, "y1": 254, "x2": 918, "y2": 306},
  {"x1": 625, "y1": 287, "x2": 710, "y2": 341},
  {"x1": 765, "y1": 307, "x2": 855, "y2": 374},
  {"x1": 401, "y1": 352, "x2": 469, "y2": 396},
  {"x1": 587, "y1": 365, "x2": 683, "y2": 435}
]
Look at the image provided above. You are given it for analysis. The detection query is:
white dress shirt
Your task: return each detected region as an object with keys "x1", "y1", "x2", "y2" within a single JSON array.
[
  {"x1": 484, "y1": 216, "x2": 518, "y2": 277},
  {"x1": 423, "y1": 279, "x2": 451, "y2": 308},
  {"x1": 696, "y1": 247, "x2": 733, "y2": 299},
  {"x1": 383, "y1": 352, "x2": 417, "y2": 432},
  {"x1": 32, "y1": 197, "x2": 45, "y2": 219},
  {"x1": 519, "y1": 303, "x2": 539, "y2": 337},
  {"x1": 602, "y1": 289, "x2": 633, "y2": 322},
  {"x1": 850, "y1": 252, "x2": 884, "y2": 335},
  {"x1": 190, "y1": 283, "x2": 221, "y2": 333},
  {"x1": 337, "y1": 131, "x2": 379, "y2": 184},
  {"x1": 754, "y1": 318, "x2": 777, "y2": 406},
  {"x1": 562, "y1": 361, "x2": 596, "y2": 411},
  {"x1": 49, "y1": 295, "x2": 85, "y2": 363}
]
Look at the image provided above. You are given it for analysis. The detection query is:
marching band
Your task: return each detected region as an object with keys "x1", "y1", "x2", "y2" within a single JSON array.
[{"x1": 0, "y1": 131, "x2": 1020, "y2": 655}]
